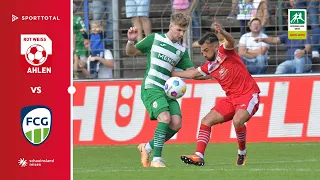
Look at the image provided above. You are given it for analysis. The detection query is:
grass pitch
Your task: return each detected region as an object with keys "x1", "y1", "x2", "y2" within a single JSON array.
[{"x1": 73, "y1": 143, "x2": 320, "y2": 180}]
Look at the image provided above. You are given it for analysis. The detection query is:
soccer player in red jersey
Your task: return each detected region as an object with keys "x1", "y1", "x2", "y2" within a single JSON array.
[{"x1": 171, "y1": 20, "x2": 260, "y2": 166}]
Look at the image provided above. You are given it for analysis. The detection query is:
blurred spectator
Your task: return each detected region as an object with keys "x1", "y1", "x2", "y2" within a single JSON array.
[
  {"x1": 73, "y1": 3, "x2": 88, "y2": 79},
  {"x1": 172, "y1": 0, "x2": 190, "y2": 47},
  {"x1": 79, "y1": 39, "x2": 114, "y2": 78},
  {"x1": 232, "y1": 0, "x2": 266, "y2": 36},
  {"x1": 190, "y1": 0, "x2": 201, "y2": 41},
  {"x1": 282, "y1": 0, "x2": 295, "y2": 25},
  {"x1": 125, "y1": 0, "x2": 152, "y2": 42},
  {"x1": 172, "y1": 0, "x2": 189, "y2": 11},
  {"x1": 236, "y1": 0, "x2": 254, "y2": 36},
  {"x1": 81, "y1": 21, "x2": 105, "y2": 78},
  {"x1": 295, "y1": 0, "x2": 320, "y2": 58},
  {"x1": 255, "y1": 0, "x2": 269, "y2": 33},
  {"x1": 255, "y1": 34, "x2": 312, "y2": 74},
  {"x1": 228, "y1": 0, "x2": 270, "y2": 20},
  {"x1": 239, "y1": 17, "x2": 269, "y2": 74},
  {"x1": 90, "y1": 0, "x2": 113, "y2": 49},
  {"x1": 227, "y1": 0, "x2": 239, "y2": 20}
]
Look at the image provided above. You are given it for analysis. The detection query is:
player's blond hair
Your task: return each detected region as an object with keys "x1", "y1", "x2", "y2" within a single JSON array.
[
  {"x1": 170, "y1": 13, "x2": 190, "y2": 28},
  {"x1": 90, "y1": 20, "x2": 103, "y2": 33}
]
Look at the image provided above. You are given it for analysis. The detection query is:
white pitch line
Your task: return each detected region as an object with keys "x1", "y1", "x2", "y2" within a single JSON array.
[
  {"x1": 73, "y1": 167, "x2": 320, "y2": 173},
  {"x1": 73, "y1": 143, "x2": 320, "y2": 149},
  {"x1": 211, "y1": 158, "x2": 319, "y2": 166},
  {"x1": 279, "y1": 143, "x2": 320, "y2": 146},
  {"x1": 73, "y1": 145, "x2": 187, "y2": 149},
  {"x1": 200, "y1": 168, "x2": 320, "y2": 172},
  {"x1": 73, "y1": 158, "x2": 320, "y2": 173}
]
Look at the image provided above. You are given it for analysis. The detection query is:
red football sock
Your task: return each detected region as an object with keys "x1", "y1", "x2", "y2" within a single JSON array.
[
  {"x1": 235, "y1": 125, "x2": 247, "y2": 151},
  {"x1": 195, "y1": 124, "x2": 212, "y2": 157}
]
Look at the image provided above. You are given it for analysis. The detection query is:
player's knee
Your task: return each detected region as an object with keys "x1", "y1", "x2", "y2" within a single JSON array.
[
  {"x1": 202, "y1": 117, "x2": 224, "y2": 126},
  {"x1": 157, "y1": 111, "x2": 171, "y2": 124},
  {"x1": 232, "y1": 112, "x2": 249, "y2": 128},
  {"x1": 170, "y1": 121, "x2": 182, "y2": 131},
  {"x1": 233, "y1": 118, "x2": 242, "y2": 128},
  {"x1": 161, "y1": 116, "x2": 171, "y2": 124},
  {"x1": 178, "y1": 124, "x2": 182, "y2": 131},
  {"x1": 169, "y1": 115, "x2": 182, "y2": 131},
  {"x1": 174, "y1": 124, "x2": 182, "y2": 131},
  {"x1": 175, "y1": 121, "x2": 182, "y2": 130},
  {"x1": 201, "y1": 117, "x2": 209, "y2": 126},
  {"x1": 201, "y1": 117, "x2": 215, "y2": 127}
]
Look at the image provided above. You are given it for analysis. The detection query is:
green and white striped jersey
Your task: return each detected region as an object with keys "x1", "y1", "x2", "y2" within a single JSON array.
[{"x1": 136, "y1": 33, "x2": 193, "y2": 90}]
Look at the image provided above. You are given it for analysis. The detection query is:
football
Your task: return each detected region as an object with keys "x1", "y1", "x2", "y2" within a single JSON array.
[
  {"x1": 25, "y1": 44, "x2": 47, "y2": 66},
  {"x1": 164, "y1": 77, "x2": 187, "y2": 99}
]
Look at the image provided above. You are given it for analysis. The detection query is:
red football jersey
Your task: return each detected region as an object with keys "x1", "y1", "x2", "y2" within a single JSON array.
[{"x1": 198, "y1": 44, "x2": 260, "y2": 97}]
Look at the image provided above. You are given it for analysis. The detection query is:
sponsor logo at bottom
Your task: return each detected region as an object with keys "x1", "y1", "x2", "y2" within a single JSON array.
[{"x1": 18, "y1": 157, "x2": 55, "y2": 167}]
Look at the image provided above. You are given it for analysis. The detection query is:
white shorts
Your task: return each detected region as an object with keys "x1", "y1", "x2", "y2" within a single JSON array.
[{"x1": 125, "y1": 0, "x2": 150, "y2": 18}]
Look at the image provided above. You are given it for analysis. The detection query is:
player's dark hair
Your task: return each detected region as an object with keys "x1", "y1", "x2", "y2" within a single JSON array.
[{"x1": 198, "y1": 32, "x2": 219, "y2": 45}]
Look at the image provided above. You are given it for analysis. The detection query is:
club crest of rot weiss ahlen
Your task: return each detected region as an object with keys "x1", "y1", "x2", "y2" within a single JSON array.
[{"x1": 20, "y1": 34, "x2": 52, "y2": 74}]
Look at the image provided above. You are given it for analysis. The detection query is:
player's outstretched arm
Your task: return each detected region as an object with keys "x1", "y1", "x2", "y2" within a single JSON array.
[
  {"x1": 186, "y1": 67, "x2": 212, "y2": 80},
  {"x1": 220, "y1": 29, "x2": 235, "y2": 49},
  {"x1": 172, "y1": 68, "x2": 202, "y2": 79},
  {"x1": 126, "y1": 27, "x2": 142, "y2": 56},
  {"x1": 194, "y1": 75, "x2": 214, "y2": 80},
  {"x1": 213, "y1": 18, "x2": 235, "y2": 49}
]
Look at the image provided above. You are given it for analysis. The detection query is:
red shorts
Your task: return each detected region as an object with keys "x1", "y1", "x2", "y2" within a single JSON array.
[{"x1": 213, "y1": 93, "x2": 260, "y2": 121}]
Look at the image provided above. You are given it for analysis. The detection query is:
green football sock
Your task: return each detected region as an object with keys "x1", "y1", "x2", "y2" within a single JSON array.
[
  {"x1": 149, "y1": 127, "x2": 178, "y2": 149},
  {"x1": 153, "y1": 122, "x2": 169, "y2": 157},
  {"x1": 165, "y1": 127, "x2": 178, "y2": 141}
]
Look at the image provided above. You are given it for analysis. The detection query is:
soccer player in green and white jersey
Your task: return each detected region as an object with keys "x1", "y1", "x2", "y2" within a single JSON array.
[{"x1": 126, "y1": 13, "x2": 195, "y2": 168}]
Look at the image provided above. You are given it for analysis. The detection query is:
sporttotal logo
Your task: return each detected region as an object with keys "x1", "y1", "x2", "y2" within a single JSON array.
[
  {"x1": 12, "y1": 14, "x2": 19, "y2": 22},
  {"x1": 21, "y1": 34, "x2": 52, "y2": 74},
  {"x1": 20, "y1": 105, "x2": 52, "y2": 146}
]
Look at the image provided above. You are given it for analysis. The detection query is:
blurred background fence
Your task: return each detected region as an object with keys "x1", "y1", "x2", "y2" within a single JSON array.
[{"x1": 73, "y1": 0, "x2": 320, "y2": 78}]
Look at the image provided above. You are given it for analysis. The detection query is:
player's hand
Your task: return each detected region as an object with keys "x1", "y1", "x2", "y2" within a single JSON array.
[
  {"x1": 295, "y1": 49, "x2": 305, "y2": 59},
  {"x1": 210, "y1": 22, "x2": 215, "y2": 32},
  {"x1": 127, "y1": 27, "x2": 138, "y2": 41},
  {"x1": 213, "y1": 18, "x2": 222, "y2": 33}
]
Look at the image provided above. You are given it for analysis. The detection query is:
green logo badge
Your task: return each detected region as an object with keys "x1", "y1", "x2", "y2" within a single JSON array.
[
  {"x1": 289, "y1": 10, "x2": 305, "y2": 24},
  {"x1": 288, "y1": 9, "x2": 307, "y2": 40}
]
